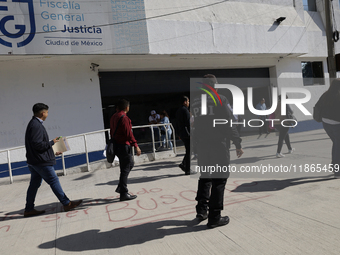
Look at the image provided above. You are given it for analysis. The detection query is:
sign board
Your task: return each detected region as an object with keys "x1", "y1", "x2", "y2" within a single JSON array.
[{"x1": 0, "y1": 0, "x2": 149, "y2": 54}]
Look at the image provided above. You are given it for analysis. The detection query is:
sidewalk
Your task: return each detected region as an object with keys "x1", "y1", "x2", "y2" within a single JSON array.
[{"x1": 1, "y1": 129, "x2": 339, "y2": 255}]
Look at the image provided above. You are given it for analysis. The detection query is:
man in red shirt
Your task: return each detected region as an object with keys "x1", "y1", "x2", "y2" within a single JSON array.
[{"x1": 110, "y1": 99, "x2": 141, "y2": 201}]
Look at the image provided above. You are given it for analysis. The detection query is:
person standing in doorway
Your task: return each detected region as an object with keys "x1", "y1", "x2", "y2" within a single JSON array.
[
  {"x1": 149, "y1": 110, "x2": 161, "y2": 149},
  {"x1": 24, "y1": 103, "x2": 82, "y2": 217},
  {"x1": 176, "y1": 96, "x2": 191, "y2": 175},
  {"x1": 110, "y1": 99, "x2": 142, "y2": 200},
  {"x1": 159, "y1": 110, "x2": 173, "y2": 150}
]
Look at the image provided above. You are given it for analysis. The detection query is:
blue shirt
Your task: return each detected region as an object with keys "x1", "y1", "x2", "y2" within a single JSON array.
[{"x1": 256, "y1": 103, "x2": 267, "y2": 111}]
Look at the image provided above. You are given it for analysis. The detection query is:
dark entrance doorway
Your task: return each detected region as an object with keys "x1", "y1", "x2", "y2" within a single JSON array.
[{"x1": 99, "y1": 68, "x2": 270, "y2": 143}]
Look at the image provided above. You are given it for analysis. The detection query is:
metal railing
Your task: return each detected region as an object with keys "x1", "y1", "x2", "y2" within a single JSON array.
[{"x1": 0, "y1": 123, "x2": 176, "y2": 184}]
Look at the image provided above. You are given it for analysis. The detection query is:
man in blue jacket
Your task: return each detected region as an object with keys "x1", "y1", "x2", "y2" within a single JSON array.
[{"x1": 24, "y1": 103, "x2": 82, "y2": 217}]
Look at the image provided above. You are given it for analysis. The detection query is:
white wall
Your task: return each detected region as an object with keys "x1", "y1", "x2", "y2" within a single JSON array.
[
  {"x1": 0, "y1": 56, "x2": 105, "y2": 163},
  {"x1": 146, "y1": 1, "x2": 307, "y2": 55}
]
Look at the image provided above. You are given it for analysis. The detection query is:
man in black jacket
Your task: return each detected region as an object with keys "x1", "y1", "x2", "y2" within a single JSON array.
[
  {"x1": 176, "y1": 96, "x2": 191, "y2": 175},
  {"x1": 192, "y1": 74, "x2": 243, "y2": 228},
  {"x1": 24, "y1": 103, "x2": 82, "y2": 217}
]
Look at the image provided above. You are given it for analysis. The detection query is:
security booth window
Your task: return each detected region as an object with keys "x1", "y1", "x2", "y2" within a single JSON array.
[{"x1": 302, "y1": 61, "x2": 325, "y2": 86}]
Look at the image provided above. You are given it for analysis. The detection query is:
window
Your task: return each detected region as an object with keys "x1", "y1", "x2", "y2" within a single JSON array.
[
  {"x1": 301, "y1": 61, "x2": 325, "y2": 86},
  {"x1": 303, "y1": 0, "x2": 316, "y2": 11}
]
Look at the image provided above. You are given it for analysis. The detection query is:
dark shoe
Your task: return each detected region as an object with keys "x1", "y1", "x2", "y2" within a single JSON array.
[
  {"x1": 24, "y1": 209, "x2": 46, "y2": 218},
  {"x1": 185, "y1": 171, "x2": 190, "y2": 175},
  {"x1": 207, "y1": 216, "x2": 230, "y2": 229},
  {"x1": 115, "y1": 186, "x2": 121, "y2": 194},
  {"x1": 196, "y1": 213, "x2": 208, "y2": 221},
  {"x1": 120, "y1": 193, "x2": 137, "y2": 201},
  {"x1": 64, "y1": 200, "x2": 83, "y2": 212}
]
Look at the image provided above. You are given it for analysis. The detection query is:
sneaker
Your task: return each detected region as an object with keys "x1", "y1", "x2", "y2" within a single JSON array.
[
  {"x1": 64, "y1": 200, "x2": 83, "y2": 212},
  {"x1": 288, "y1": 148, "x2": 295, "y2": 154},
  {"x1": 24, "y1": 209, "x2": 46, "y2": 218},
  {"x1": 207, "y1": 216, "x2": 230, "y2": 229},
  {"x1": 276, "y1": 153, "x2": 285, "y2": 158}
]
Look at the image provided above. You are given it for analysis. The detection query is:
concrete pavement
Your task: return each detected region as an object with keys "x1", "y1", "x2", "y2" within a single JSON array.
[{"x1": 1, "y1": 129, "x2": 340, "y2": 255}]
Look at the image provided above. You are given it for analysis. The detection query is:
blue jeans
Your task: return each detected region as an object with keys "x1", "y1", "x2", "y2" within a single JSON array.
[
  {"x1": 161, "y1": 129, "x2": 173, "y2": 149},
  {"x1": 323, "y1": 122, "x2": 340, "y2": 168},
  {"x1": 25, "y1": 165, "x2": 70, "y2": 212}
]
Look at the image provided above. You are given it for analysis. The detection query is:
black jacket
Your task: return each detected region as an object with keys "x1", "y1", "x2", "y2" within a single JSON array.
[
  {"x1": 191, "y1": 93, "x2": 242, "y2": 150},
  {"x1": 316, "y1": 93, "x2": 340, "y2": 122},
  {"x1": 176, "y1": 105, "x2": 191, "y2": 139},
  {"x1": 25, "y1": 117, "x2": 56, "y2": 166}
]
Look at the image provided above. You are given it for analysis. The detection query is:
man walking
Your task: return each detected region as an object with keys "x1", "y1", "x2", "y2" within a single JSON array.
[
  {"x1": 24, "y1": 103, "x2": 82, "y2": 217},
  {"x1": 192, "y1": 74, "x2": 243, "y2": 228},
  {"x1": 256, "y1": 98, "x2": 269, "y2": 135},
  {"x1": 176, "y1": 96, "x2": 191, "y2": 175},
  {"x1": 110, "y1": 99, "x2": 141, "y2": 201}
]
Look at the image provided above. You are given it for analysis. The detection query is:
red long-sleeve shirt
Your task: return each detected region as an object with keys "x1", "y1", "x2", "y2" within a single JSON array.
[{"x1": 110, "y1": 111, "x2": 138, "y2": 148}]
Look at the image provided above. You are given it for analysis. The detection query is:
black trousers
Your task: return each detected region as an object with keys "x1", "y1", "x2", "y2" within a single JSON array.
[
  {"x1": 115, "y1": 144, "x2": 134, "y2": 194},
  {"x1": 195, "y1": 177, "x2": 227, "y2": 222},
  {"x1": 182, "y1": 137, "x2": 190, "y2": 172},
  {"x1": 277, "y1": 126, "x2": 292, "y2": 153},
  {"x1": 195, "y1": 140, "x2": 230, "y2": 222},
  {"x1": 259, "y1": 116, "x2": 268, "y2": 134}
]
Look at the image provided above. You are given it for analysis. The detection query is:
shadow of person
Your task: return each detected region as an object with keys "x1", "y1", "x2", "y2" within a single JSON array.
[
  {"x1": 2, "y1": 197, "x2": 121, "y2": 222},
  {"x1": 230, "y1": 155, "x2": 275, "y2": 165},
  {"x1": 38, "y1": 219, "x2": 206, "y2": 252},
  {"x1": 95, "y1": 173, "x2": 184, "y2": 187},
  {"x1": 231, "y1": 175, "x2": 335, "y2": 193}
]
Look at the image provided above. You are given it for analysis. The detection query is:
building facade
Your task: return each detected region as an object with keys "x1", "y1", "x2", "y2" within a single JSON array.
[{"x1": 1, "y1": 0, "x2": 339, "y2": 163}]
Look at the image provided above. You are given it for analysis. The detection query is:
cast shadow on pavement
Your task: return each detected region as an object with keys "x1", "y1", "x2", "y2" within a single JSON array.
[
  {"x1": 137, "y1": 161, "x2": 178, "y2": 168},
  {"x1": 72, "y1": 161, "x2": 180, "y2": 182},
  {"x1": 230, "y1": 155, "x2": 275, "y2": 165},
  {"x1": 95, "y1": 173, "x2": 184, "y2": 187},
  {"x1": 1, "y1": 202, "x2": 68, "y2": 222},
  {"x1": 230, "y1": 175, "x2": 335, "y2": 193},
  {"x1": 2, "y1": 198, "x2": 121, "y2": 222},
  {"x1": 38, "y1": 219, "x2": 206, "y2": 252},
  {"x1": 136, "y1": 163, "x2": 180, "y2": 172}
]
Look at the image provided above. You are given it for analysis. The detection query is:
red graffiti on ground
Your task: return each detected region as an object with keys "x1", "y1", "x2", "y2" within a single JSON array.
[{"x1": 0, "y1": 180, "x2": 266, "y2": 233}]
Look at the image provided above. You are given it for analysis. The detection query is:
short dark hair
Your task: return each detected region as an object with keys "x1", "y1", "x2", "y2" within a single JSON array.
[
  {"x1": 33, "y1": 103, "x2": 49, "y2": 115},
  {"x1": 180, "y1": 96, "x2": 189, "y2": 105},
  {"x1": 203, "y1": 74, "x2": 218, "y2": 87},
  {"x1": 116, "y1": 99, "x2": 130, "y2": 111}
]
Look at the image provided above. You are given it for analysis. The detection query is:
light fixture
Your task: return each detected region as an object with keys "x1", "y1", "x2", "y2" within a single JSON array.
[
  {"x1": 275, "y1": 17, "x2": 286, "y2": 24},
  {"x1": 90, "y1": 63, "x2": 99, "y2": 71}
]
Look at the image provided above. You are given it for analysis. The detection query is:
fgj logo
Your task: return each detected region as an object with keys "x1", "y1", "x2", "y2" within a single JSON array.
[
  {"x1": 197, "y1": 82, "x2": 223, "y2": 114},
  {"x1": 200, "y1": 84, "x2": 312, "y2": 128},
  {"x1": 0, "y1": 0, "x2": 36, "y2": 47}
]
